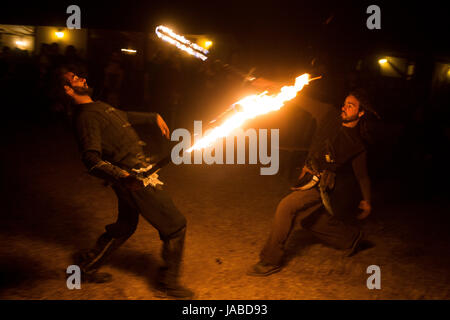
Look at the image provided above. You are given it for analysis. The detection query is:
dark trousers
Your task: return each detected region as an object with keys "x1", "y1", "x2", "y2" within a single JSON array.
[
  {"x1": 80, "y1": 183, "x2": 187, "y2": 273},
  {"x1": 106, "y1": 184, "x2": 187, "y2": 241},
  {"x1": 260, "y1": 188, "x2": 360, "y2": 266}
]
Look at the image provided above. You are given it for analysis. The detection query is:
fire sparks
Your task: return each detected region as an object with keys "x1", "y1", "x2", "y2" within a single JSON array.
[
  {"x1": 155, "y1": 25, "x2": 209, "y2": 61},
  {"x1": 187, "y1": 73, "x2": 317, "y2": 152}
]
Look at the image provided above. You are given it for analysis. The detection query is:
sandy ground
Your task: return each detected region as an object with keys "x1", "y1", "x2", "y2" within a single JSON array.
[{"x1": 1, "y1": 122, "x2": 449, "y2": 300}]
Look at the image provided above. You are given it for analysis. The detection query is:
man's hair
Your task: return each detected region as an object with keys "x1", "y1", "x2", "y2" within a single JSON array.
[
  {"x1": 50, "y1": 66, "x2": 76, "y2": 116},
  {"x1": 55, "y1": 66, "x2": 73, "y2": 90},
  {"x1": 348, "y1": 88, "x2": 380, "y2": 120},
  {"x1": 348, "y1": 88, "x2": 379, "y2": 144}
]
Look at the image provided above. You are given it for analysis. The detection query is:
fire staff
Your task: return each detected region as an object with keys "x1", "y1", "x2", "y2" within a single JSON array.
[
  {"x1": 248, "y1": 89, "x2": 376, "y2": 276},
  {"x1": 57, "y1": 68, "x2": 194, "y2": 299}
]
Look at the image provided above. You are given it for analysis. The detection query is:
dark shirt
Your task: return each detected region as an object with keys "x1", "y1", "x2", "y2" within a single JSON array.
[
  {"x1": 333, "y1": 126, "x2": 364, "y2": 167},
  {"x1": 73, "y1": 101, "x2": 158, "y2": 182},
  {"x1": 330, "y1": 125, "x2": 371, "y2": 203},
  {"x1": 297, "y1": 95, "x2": 371, "y2": 203}
]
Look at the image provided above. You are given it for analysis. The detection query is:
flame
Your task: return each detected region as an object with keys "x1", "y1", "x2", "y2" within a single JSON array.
[
  {"x1": 187, "y1": 73, "x2": 313, "y2": 152},
  {"x1": 155, "y1": 25, "x2": 209, "y2": 61}
]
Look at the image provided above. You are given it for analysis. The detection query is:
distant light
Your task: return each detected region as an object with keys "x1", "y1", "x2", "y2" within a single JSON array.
[
  {"x1": 204, "y1": 40, "x2": 213, "y2": 49},
  {"x1": 378, "y1": 58, "x2": 388, "y2": 64},
  {"x1": 407, "y1": 64, "x2": 415, "y2": 76},
  {"x1": 15, "y1": 40, "x2": 27, "y2": 47},
  {"x1": 55, "y1": 31, "x2": 64, "y2": 39},
  {"x1": 121, "y1": 48, "x2": 137, "y2": 54}
]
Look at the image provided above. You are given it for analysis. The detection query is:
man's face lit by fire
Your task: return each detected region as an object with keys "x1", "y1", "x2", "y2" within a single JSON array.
[
  {"x1": 341, "y1": 95, "x2": 364, "y2": 123},
  {"x1": 63, "y1": 72, "x2": 92, "y2": 96}
]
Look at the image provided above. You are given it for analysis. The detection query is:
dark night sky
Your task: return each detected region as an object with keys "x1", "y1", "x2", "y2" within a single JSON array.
[{"x1": 2, "y1": 1, "x2": 448, "y2": 55}]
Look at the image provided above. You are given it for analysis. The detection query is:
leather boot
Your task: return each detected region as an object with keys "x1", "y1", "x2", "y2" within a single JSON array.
[
  {"x1": 156, "y1": 227, "x2": 194, "y2": 299},
  {"x1": 73, "y1": 233, "x2": 129, "y2": 283}
]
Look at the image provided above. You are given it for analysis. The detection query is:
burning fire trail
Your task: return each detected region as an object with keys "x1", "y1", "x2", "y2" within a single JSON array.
[
  {"x1": 155, "y1": 25, "x2": 209, "y2": 61},
  {"x1": 155, "y1": 25, "x2": 256, "y2": 83},
  {"x1": 154, "y1": 26, "x2": 320, "y2": 152},
  {"x1": 187, "y1": 73, "x2": 319, "y2": 152}
]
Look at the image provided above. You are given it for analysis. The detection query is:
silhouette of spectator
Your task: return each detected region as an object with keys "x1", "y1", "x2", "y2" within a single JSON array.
[
  {"x1": 0, "y1": 46, "x2": 12, "y2": 78},
  {"x1": 37, "y1": 43, "x2": 51, "y2": 80},
  {"x1": 63, "y1": 45, "x2": 87, "y2": 76},
  {"x1": 102, "y1": 52, "x2": 124, "y2": 107},
  {"x1": 48, "y1": 42, "x2": 64, "y2": 69},
  {"x1": 145, "y1": 48, "x2": 183, "y2": 126}
]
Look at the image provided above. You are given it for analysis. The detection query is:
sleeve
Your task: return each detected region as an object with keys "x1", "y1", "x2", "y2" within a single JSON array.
[
  {"x1": 352, "y1": 151, "x2": 371, "y2": 203},
  {"x1": 299, "y1": 95, "x2": 337, "y2": 168},
  {"x1": 126, "y1": 111, "x2": 158, "y2": 126},
  {"x1": 82, "y1": 151, "x2": 129, "y2": 182},
  {"x1": 75, "y1": 113, "x2": 129, "y2": 182}
]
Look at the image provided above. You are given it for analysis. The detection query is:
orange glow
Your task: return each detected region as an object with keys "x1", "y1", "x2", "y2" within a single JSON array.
[
  {"x1": 204, "y1": 40, "x2": 213, "y2": 49},
  {"x1": 55, "y1": 31, "x2": 64, "y2": 39},
  {"x1": 187, "y1": 74, "x2": 315, "y2": 152},
  {"x1": 15, "y1": 40, "x2": 27, "y2": 48}
]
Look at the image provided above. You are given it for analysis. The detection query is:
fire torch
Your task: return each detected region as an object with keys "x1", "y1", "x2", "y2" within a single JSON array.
[{"x1": 155, "y1": 25, "x2": 257, "y2": 84}]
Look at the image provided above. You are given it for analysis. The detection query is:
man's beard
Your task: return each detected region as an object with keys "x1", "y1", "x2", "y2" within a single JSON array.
[
  {"x1": 341, "y1": 112, "x2": 360, "y2": 123},
  {"x1": 72, "y1": 85, "x2": 93, "y2": 97}
]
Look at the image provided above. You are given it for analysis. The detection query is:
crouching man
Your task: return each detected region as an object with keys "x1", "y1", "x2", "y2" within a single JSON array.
[{"x1": 248, "y1": 89, "x2": 376, "y2": 276}]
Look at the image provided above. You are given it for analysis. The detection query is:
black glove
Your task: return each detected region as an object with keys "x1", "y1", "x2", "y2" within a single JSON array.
[{"x1": 120, "y1": 175, "x2": 145, "y2": 191}]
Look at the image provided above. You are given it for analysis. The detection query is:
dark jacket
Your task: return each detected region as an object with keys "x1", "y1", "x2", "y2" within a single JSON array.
[
  {"x1": 296, "y1": 95, "x2": 371, "y2": 220},
  {"x1": 73, "y1": 101, "x2": 158, "y2": 182}
]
